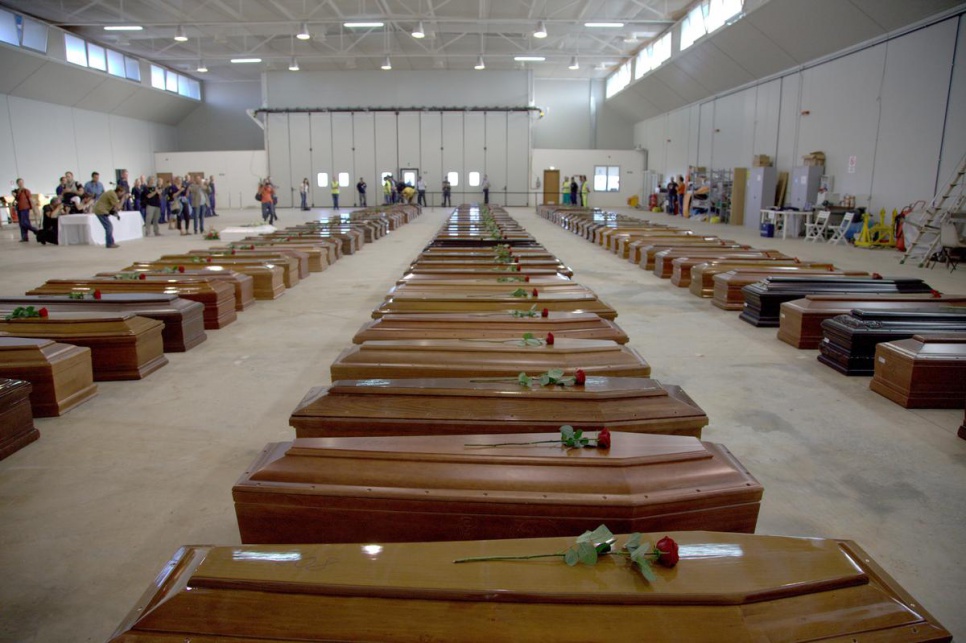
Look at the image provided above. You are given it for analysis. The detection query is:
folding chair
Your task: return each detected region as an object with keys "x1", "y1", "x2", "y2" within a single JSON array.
[
  {"x1": 939, "y1": 220, "x2": 966, "y2": 271},
  {"x1": 803, "y1": 210, "x2": 830, "y2": 242},
  {"x1": 827, "y1": 211, "x2": 856, "y2": 246}
]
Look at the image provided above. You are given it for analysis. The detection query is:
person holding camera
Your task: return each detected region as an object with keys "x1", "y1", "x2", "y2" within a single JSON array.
[
  {"x1": 93, "y1": 185, "x2": 125, "y2": 248},
  {"x1": 143, "y1": 177, "x2": 163, "y2": 236}
]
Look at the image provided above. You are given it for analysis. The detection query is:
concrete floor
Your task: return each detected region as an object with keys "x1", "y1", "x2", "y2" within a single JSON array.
[{"x1": 0, "y1": 205, "x2": 964, "y2": 641}]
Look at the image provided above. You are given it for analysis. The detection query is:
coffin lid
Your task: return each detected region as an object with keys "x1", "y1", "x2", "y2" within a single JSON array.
[
  {"x1": 0, "y1": 377, "x2": 31, "y2": 393},
  {"x1": 801, "y1": 293, "x2": 966, "y2": 304},
  {"x1": 326, "y1": 376, "x2": 667, "y2": 400},
  {"x1": 354, "y1": 338, "x2": 621, "y2": 354},
  {"x1": 0, "y1": 336, "x2": 57, "y2": 350},
  {"x1": 0, "y1": 311, "x2": 134, "y2": 322},
  {"x1": 4, "y1": 294, "x2": 178, "y2": 304},
  {"x1": 373, "y1": 311, "x2": 607, "y2": 324},
  {"x1": 911, "y1": 333, "x2": 966, "y2": 344},
  {"x1": 386, "y1": 292, "x2": 598, "y2": 303}
]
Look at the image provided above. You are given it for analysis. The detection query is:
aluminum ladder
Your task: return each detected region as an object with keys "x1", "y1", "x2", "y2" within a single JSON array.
[{"x1": 900, "y1": 152, "x2": 966, "y2": 267}]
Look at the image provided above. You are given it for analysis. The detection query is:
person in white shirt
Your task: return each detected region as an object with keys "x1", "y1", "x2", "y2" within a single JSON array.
[{"x1": 416, "y1": 176, "x2": 427, "y2": 207}]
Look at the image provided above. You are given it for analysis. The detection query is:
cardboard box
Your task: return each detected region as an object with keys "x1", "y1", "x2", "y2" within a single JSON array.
[
  {"x1": 803, "y1": 151, "x2": 826, "y2": 167},
  {"x1": 752, "y1": 154, "x2": 772, "y2": 167}
]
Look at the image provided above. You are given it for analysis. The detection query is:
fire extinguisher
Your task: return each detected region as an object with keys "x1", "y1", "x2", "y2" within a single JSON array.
[
  {"x1": 648, "y1": 193, "x2": 659, "y2": 209},
  {"x1": 895, "y1": 210, "x2": 906, "y2": 252}
]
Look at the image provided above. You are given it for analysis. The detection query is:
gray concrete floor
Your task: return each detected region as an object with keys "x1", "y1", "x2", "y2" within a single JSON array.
[{"x1": 0, "y1": 205, "x2": 964, "y2": 641}]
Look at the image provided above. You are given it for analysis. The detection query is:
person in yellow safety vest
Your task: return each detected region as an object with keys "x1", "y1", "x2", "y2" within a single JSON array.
[
  {"x1": 581, "y1": 175, "x2": 590, "y2": 207},
  {"x1": 401, "y1": 185, "x2": 417, "y2": 204},
  {"x1": 383, "y1": 176, "x2": 392, "y2": 205},
  {"x1": 562, "y1": 176, "x2": 570, "y2": 205},
  {"x1": 331, "y1": 179, "x2": 340, "y2": 210}
]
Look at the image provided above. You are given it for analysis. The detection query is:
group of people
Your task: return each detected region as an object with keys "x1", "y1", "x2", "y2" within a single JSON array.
[
  {"x1": 561, "y1": 175, "x2": 591, "y2": 207},
  {"x1": 381, "y1": 175, "x2": 426, "y2": 207},
  {"x1": 665, "y1": 175, "x2": 687, "y2": 215},
  {"x1": 136, "y1": 174, "x2": 218, "y2": 237}
]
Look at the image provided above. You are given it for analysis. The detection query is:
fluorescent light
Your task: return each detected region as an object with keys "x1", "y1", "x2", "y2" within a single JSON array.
[
  {"x1": 474, "y1": 55, "x2": 485, "y2": 70},
  {"x1": 296, "y1": 22, "x2": 311, "y2": 40},
  {"x1": 197, "y1": 60, "x2": 208, "y2": 72},
  {"x1": 288, "y1": 57, "x2": 300, "y2": 71},
  {"x1": 568, "y1": 56, "x2": 579, "y2": 70},
  {"x1": 230, "y1": 58, "x2": 262, "y2": 63},
  {"x1": 585, "y1": 22, "x2": 624, "y2": 28},
  {"x1": 345, "y1": 21, "x2": 384, "y2": 28},
  {"x1": 381, "y1": 55, "x2": 392, "y2": 70},
  {"x1": 412, "y1": 21, "x2": 425, "y2": 39},
  {"x1": 104, "y1": 25, "x2": 142, "y2": 31},
  {"x1": 514, "y1": 56, "x2": 546, "y2": 62},
  {"x1": 534, "y1": 21, "x2": 548, "y2": 38},
  {"x1": 174, "y1": 25, "x2": 188, "y2": 42}
]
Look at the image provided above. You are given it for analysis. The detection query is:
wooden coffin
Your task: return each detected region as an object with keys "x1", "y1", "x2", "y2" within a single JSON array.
[
  {"x1": 387, "y1": 282, "x2": 596, "y2": 299},
  {"x1": 615, "y1": 231, "x2": 691, "y2": 259},
  {"x1": 0, "y1": 312, "x2": 167, "y2": 381},
  {"x1": 232, "y1": 240, "x2": 331, "y2": 271},
  {"x1": 778, "y1": 294, "x2": 966, "y2": 349},
  {"x1": 396, "y1": 273, "x2": 573, "y2": 285},
  {"x1": 653, "y1": 249, "x2": 785, "y2": 279},
  {"x1": 234, "y1": 432, "x2": 762, "y2": 544},
  {"x1": 291, "y1": 376, "x2": 706, "y2": 438},
  {"x1": 711, "y1": 270, "x2": 869, "y2": 310},
  {"x1": 191, "y1": 248, "x2": 310, "y2": 280},
  {"x1": 109, "y1": 268, "x2": 255, "y2": 312},
  {"x1": 240, "y1": 236, "x2": 341, "y2": 265},
  {"x1": 0, "y1": 294, "x2": 206, "y2": 352},
  {"x1": 405, "y1": 266, "x2": 566, "y2": 279},
  {"x1": 870, "y1": 334, "x2": 966, "y2": 408},
  {"x1": 109, "y1": 531, "x2": 951, "y2": 643},
  {"x1": 741, "y1": 277, "x2": 934, "y2": 327},
  {"x1": 27, "y1": 279, "x2": 237, "y2": 330},
  {"x1": 374, "y1": 291, "x2": 618, "y2": 320},
  {"x1": 670, "y1": 255, "x2": 796, "y2": 287},
  {"x1": 331, "y1": 338, "x2": 651, "y2": 380},
  {"x1": 126, "y1": 260, "x2": 281, "y2": 302},
  {"x1": 411, "y1": 258, "x2": 572, "y2": 275},
  {"x1": 600, "y1": 227, "x2": 671, "y2": 252},
  {"x1": 0, "y1": 337, "x2": 96, "y2": 417},
  {"x1": 0, "y1": 378, "x2": 38, "y2": 460},
  {"x1": 818, "y1": 309, "x2": 966, "y2": 375},
  {"x1": 418, "y1": 248, "x2": 557, "y2": 260},
  {"x1": 428, "y1": 235, "x2": 537, "y2": 247},
  {"x1": 690, "y1": 262, "x2": 838, "y2": 298},
  {"x1": 267, "y1": 229, "x2": 361, "y2": 255},
  {"x1": 639, "y1": 241, "x2": 746, "y2": 271},
  {"x1": 627, "y1": 236, "x2": 721, "y2": 265},
  {"x1": 162, "y1": 253, "x2": 299, "y2": 289}
]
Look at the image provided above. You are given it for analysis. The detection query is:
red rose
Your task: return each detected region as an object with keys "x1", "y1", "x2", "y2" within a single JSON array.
[
  {"x1": 38, "y1": 307, "x2": 49, "y2": 318},
  {"x1": 206, "y1": 257, "x2": 213, "y2": 263},
  {"x1": 574, "y1": 369, "x2": 586, "y2": 385},
  {"x1": 532, "y1": 288, "x2": 539, "y2": 297},
  {"x1": 931, "y1": 289, "x2": 942, "y2": 298},
  {"x1": 250, "y1": 245, "x2": 256, "y2": 250},
  {"x1": 524, "y1": 275, "x2": 530, "y2": 282},
  {"x1": 138, "y1": 273, "x2": 147, "y2": 280},
  {"x1": 541, "y1": 307, "x2": 549, "y2": 318},
  {"x1": 546, "y1": 332, "x2": 554, "y2": 345},
  {"x1": 596, "y1": 428, "x2": 610, "y2": 449},
  {"x1": 93, "y1": 290, "x2": 102, "y2": 300},
  {"x1": 231, "y1": 249, "x2": 236, "y2": 255},
  {"x1": 515, "y1": 265, "x2": 521, "y2": 272},
  {"x1": 872, "y1": 273, "x2": 882, "y2": 279},
  {"x1": 178, "y1": 266, "x2": 185, "y2": 273},
  {"x1": 655, "y1": 536, "x2": 679, "y2": 568}
]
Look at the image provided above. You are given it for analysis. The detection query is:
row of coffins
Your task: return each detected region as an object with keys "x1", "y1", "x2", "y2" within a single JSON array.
[
  {"x1": 538, "y1": 206, "x2": 966, "y2": 414},
  {"x1": 0, "y1": 207, "x2": 419, "y2": 461}
]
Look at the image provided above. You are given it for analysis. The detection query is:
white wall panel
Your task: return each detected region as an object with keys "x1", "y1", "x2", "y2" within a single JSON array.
[
  {"x1": 353, "y1": 113, "x2": 377, "y2": 205},
  {"x1": 939, "y1": 15, "x2": 966, "y2": 193},
  {"x1": 688, "y1": 104, "x2": 701, "y2": 166},
  {"x1": 441, "y1": 112, "x2": 462, "y2": 199},
  {"x1": 507, "y1": 112, "x2": 530, "y2": 206},
  {"x1": 666, "y1": 108, "x2": 690, "y2": 177},
  {"x1": 532, "y1": 148, "x2": 644, "y2": 208},
  {"x1": 645, "y1": 116, "x2": 667, "y2": 176},
  {"x1": 309, "y1": 113, "x2": 332, "y2": 206},
  {"x1": 109, "y1": 114, "x2": 157, "y2": 183},
  {"x1": 710, "y1": 88, "x2": 756, "y2": 170},
  {"x1": 331, "y1": 113, "x2": 354, "y2": 206},
  {"x1": 485, "y1": 112, "x2": 508, "y2": 201},
  {"x1": 753, "y1": 79, "x2": 782, "y2": 159},
  {"x1": 0, "y1": 97, "x2": 17, "y2": 191},
  {"x1": 155, "y1": 150, "x2": 267, "y2": 210},
  {"x1": 374, "y1": 113, "x2": 398, "y2": 182},
  {"x1": 775, "y1": 72, "x2": 802, "y2": 172},
  {"x1": 397, "y1": 112, "x2": 421, "y2": 170},
  {"x1": 464, "y1": 112, "x2": 485, "y2": 204},
  {"x1": 8, "y1": 95, "x2": 80, "y2": 191},
  {"x1": 419, "y1": 112, "x2": 442, "y2": 203},
  {"x1": 266, "y1": 113, "x2": 291, "y2": 207},
  {"x1": 72, "y1": 110, "x2": 113, "y2": 184},
  {"x1": 697, "y1": 102, "x2": 714, "y2": 170},
  {"x1": 288, "y1": 113, "x2": 311, "y2": 208}
]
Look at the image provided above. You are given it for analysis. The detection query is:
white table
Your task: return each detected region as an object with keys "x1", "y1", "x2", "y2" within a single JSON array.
[
  {"x1": 58, "y1": 210, "x2": 144, "y2": 246},
  {"x1": 759, "y1": 209, "x2": 814, "y2": 240}
]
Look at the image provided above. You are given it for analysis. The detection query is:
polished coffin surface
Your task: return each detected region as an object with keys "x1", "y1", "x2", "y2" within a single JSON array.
[
  {"x1": 652, "y1": 249, "x2": 786, "y2": 279},
  {"x1": 228, "y1": 241, "x2": 330, "y2": 272},
  {"x1": 194, "y1": 248, "x2": 312, "y2": 278},
  {"x1": 0, "y1": 378, "x2": 38, "y2": 460},
  {"x1": 778, "y1": 294, "x2": 966, "y2": 349},
  {"x1": 124, "y1": 260, "x2": 281, "y2": 302},
  {"x1": 670, "y1": 255, "x2": 797, "y2": 287},
  {"x1": 374, "y1": 291, "x2": 618, "y2": 320},
  {"x1": 0, "y1": 337, "x2": 97, "y2": 417},
  {"x1": 233, "y1": 432, "x2": 763, "y2": 543},
  {"x1": 330, "y1": 338, "x2": 651, "y2": 380},
  {"x1": 711, "y1": 270, "x2": 870, "y2": 311},
  {"x1": 0, "y1": 312, "x2": 167, "y2": 381},
  {"x1": 354, "y1": 311, "x2": 629, "y2": 344},
  {"x1": 109, "y1": 532, "x2": 951, "y2": 642},
  {"x1": 870, "y1": 334, "x2": 966, "y2": 408},
  {"x1": 291, "y1": 376, "x2": 707, "y2": 438},
  {"x1": 115, "y1": 266, "x2": 257, "y2": 311},
  {"x1": 26, "y1": 278, "x2": 238, "y2": 329},
  {"x1": 690, "y1": 263, "x2": 839, "y2": 298},
  {"x1": 386, "y1": 281, "x2": 595, "y2": 298},
  {"x1": 0, "y1": 294, "x2": 207, "y2": 352},
  {"x1": 633, "y1": 239, "x2": 737, "y2": 268},
  {"x1": 160, "y1": 253, "x2": 299, "y2": 289}
]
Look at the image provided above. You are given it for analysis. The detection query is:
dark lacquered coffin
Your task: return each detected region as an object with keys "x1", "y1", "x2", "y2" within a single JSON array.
[
  {"x1": 740, "y1": 277, "x2": 933, "y2": 327},
  {"x1": 109, "y1": 531, "x2": 951, "y2": 642},
  {"x1": 331, "y1": 338, "x2": 650, "y2": 380},
  {"x1": 27, "y1": 278, "x2": 237, "y2": 329},
  {"x1": 692, "y1": 263, "x2": 840, "y2": 298},
  {"x1": 374, "y1": 291, "x2": 618, "y2": 320},
  {"x1": 114, "y1": 266, "x2": 257, "y2": 311},
  {"x1": 291, "y1": 376, "x2": 706, "y2": 438},
  {"x1": 0, "y1": 312, "x2": 167, "y2": 381},
  {"x1": 0, "y1": 294, "x2": 206, "y2": 352},
  {"x1": 234, "y1": 432, "x2": 762, "y2": 544},
  {"x1": 354, "y1": 311, "x2": 629, "y2": 344},
  {"x1": 0, "y1": 337, "x2": 97, "y2": 417},
  {"x1": 870, "y1": 334, "x2": 966, "y2": 408},
  {"x1": 818, "y1": 309, "x2": 966, "y2": 375},
  {"x1": 778, "y1": 294, "x2": 966, "y2": 349},
  {"x1": 653, "y1": 249, "x2": 785, "y2": 279},
  {"x1": 0, "y1": 378, "x2": 38, "y2": 460}
]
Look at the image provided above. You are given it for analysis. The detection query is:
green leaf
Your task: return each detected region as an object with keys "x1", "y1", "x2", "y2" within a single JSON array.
[
  {"x1": 517, "y1": 372, "x2": 532, "y2": 387},
  {"x1": 522, "y1": 332, "x2": 534, "y2": 341},
  {"x1": 559, "y1": 425, "x2": 574, "y2": 444},
  {"x1": 636, "y1": 558, "x2": 657, "y2": 582},
  {"x1": 624, "y1": 533, "x2": 643, "y2": 553},
  {"x1": 538, "y1": 373, "x2": 552, "y2": 386},
  {"x1": 564, "y1": 549, "x2": 580, "y2": 566},
  {"x1": 576, "y1": 542, "x2": 598, "y2": 566},
  {"x1": 547, "y1": 368, "x2": 565, "y2": 381},
  {"x1": 578, "y1": 525, "x2": 614, "y2": 545}
]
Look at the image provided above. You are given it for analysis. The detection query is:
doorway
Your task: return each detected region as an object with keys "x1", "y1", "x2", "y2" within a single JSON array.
[
  {"x1": 543, "y1": 169, "x2": 560, "y2": 205},
  {"x1": 400, "y1": 168, "x2": 419, "y2": 187}
]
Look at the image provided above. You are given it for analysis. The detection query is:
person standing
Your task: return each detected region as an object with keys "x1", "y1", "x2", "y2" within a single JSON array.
[
  {"x1": 676, "y1": 175, "x2": 686, "y2": 215},
  {"x1": 383, "y1": 176, "x2": 392, "y2": 204},
  {"x1": 188, "y1": 176, "x2": 207, "y2": 234},
  {"x1": 143, "y1": 177, "x2": 162, "y2": 236},
  {"x1": 13, "y1": 178, "x2": 39, "y2": 242},
  {"x1": 441, "y1": 177, "x2": 452, "y2": 207},
  {"x1": 481, "y1": 174, "x2": 491, "y2": 205},
  {"x1": 569, "y1": 177, "x2": 578, "y2": 207},
  {"x1": 84, "y1": 172, "x2": 105, "y2": 200},
  {"x1": 581, "y1": 175, "x2": 590, "y2": 207},
  {"x1": 300, "y1": 177, "x2": 310, "y2": 211},
  {"x1": 93, "y1": 185, "x2": 124, "y2": 248},
  {"x1": 259, "y1": 179, "x2": 276, "y2": 224},
  {"x1": 357, "y1": 177, "x2": 367, "y2": 207},
  {"x1": 666, "y1": 178, "x2": 678, "y2": 215},
  {"x1": 330, "y1": 178, "x2": 340, "y2": 210},
  {"x1": 561, "y1": 176, "x2": 570, "y2": 205},
  {"x1": 416, "y1": 176, "x2": 426, "y2": 207},
  {"x1": 207, "y1": 176, "x2": 218, "y2": 216}
]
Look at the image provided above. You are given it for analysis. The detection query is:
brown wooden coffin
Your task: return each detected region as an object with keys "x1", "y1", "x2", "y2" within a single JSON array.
[
  {"x1": 291, "y1": 376, "x2": 706, "y2": 438},
  {"x1": 387, "y1": 281, "x2": 596, "y2": 299},
  {"x1": 191, "y1": 248, "x2": 310, "y2": 280},
  {"x1": 396, "y1": 273, "x2": 573, "y2": 285},
  {"x1": 331, "y1": 338, "x2": 650, "y2": 380},
  {"x1": 109, "y1": 267, "x2": 256, "y2": 311},
  {"x1": 627, "y1": 235, "x2": 721, "y2": 264},
  {"x1": 27, "y1": 279, "x2": 237, "y2": 329},
  {"x1": 778, "y1": 294, "x2": 966, "y2": 349},
  {"x1": 109, "y1": 531, "x2": 951, "y2": 643},
  {"x1": 411, "y1": 258, "x2": 573, "y2": 277},
  {"x1": 374, "y1": 292, "x2": 618, "y2": 320},
  {"x1": 689, "y1": 262, "x2": 838, "y2": 298},
  {"x1": 0, "y1": 294, "x2": 206, "y2": 352},
  {"x1": 125, "y1": 260, "x2": 281, "y2": 302},
  {"x1": 640, "y1": 241, "x2": 746, "y2": 271},
  {"x1": 162, "y1": 253, "x2": 299, "y2": 289},
  {"x1": 711, "y1": 270, "x2": 869, "y2": 311},
  {"x1": 669, "y1": 255, "x2": 795, "y2": 287},
  {"x1": 267, "y1": 229, "x2": 361, "y2": 255},
  {"x1": 234, "y1": 432, "x2": 763, "y2": 544},
  {"x1": 240, "y1": 236, "x2": 341, "y2": 265},
  {"x1": 0, "y1": 312, "x2": 167, "y2": 381},
  {"x1": 231, "y1": 240, "x2": 330, "y2": 271},
  {"x1": 616, "y1": 231, "x2": 692, "y2": 259},
  {"x1": 652, "y1": 249, "x2": 785, "y2": 279},
  {"x1": 870, "y1": 334, "x2": 966, "y2": 408},
  {"x1": 405, "y1": 266, "x2": 566, "y2": 279},
  {"x1": 0, "y1": 337, "x2": 97, "y2": 417},
  {"x1": 0, "y1": 378, "x2": 38, "y2": 460},
  {"x1": 354, "y1": 311, "x2": 629, "y2": 344}
]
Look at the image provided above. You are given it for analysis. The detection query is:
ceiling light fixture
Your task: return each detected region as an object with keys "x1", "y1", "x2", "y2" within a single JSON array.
[
  {"x1": 230, "y1": 58, "x2": 262, "y2": 63},
  {"x1": 345, "y1": 21, "x2": 385, "y2": 28},
  {"x1": 297, "y1": 22, "x2": 311, "y2": 40},
  {"x1": 569, "y1": 56, "x2": 579, "y2": 70},
  {"x1": 174, "y1": 25, "x2": 188, "y2": 42},
  {"x1": 585, "y1": 22, "x2": 625, "y2": 28},
  {"x1": 289, "y1": 57, "x2": 300, "y2": 71},
  {"x1": 475, "y1": 55, "x2": 485, "y2": 70},
  {"x1": 534, "y1": 21, "x2": 548, "y2": 38},
  {"x1": 381, "y1": 55, "x2": 392, "y2": 70},
  {"x1": 197, "y1": 60, "x2": 208, "y2": 72},
  {"x1": 514, "y1": 55, "x2": 546, "y2": 62},
  {"x1": 412, "y1": 21, "x2": 425, "y2": 38},
  {"x1": 104, "y1": 25, "x2": 142, "y2": 31}
]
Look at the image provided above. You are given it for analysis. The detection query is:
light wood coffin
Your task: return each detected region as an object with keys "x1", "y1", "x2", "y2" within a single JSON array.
[
  {"x1": 711, "y1": 270, "x2": 870, "y2": 311},
  {"x1": 0, "y1": 294, "x2": 206, "y2": 353},
  {"x1": 778, "y1": 294, "x2": 966, "y2": 349},
  {"x1": 396, "y1": 273, "x2": 573, "y2": 285},
  {"x1": 115, "y1": 266, "x2": 256, "y2": 311},
  {"x1": 234, "y1": 432, "x2": 763, "y2": 544},
  {"x1": 27, "y1": 278, "x2": 237, "y2": 329},
  {"x1": 386, "y1": 282, "x2": 594, "y2": 298},
  {"x1": 354, "y1": 312, "x2": 629, "y2": 344},
  {"x1": 374, "y1": 292, "x2": 618, "y2": 320},
  {"x1": 161, "y1": 253, "x2": 299, "y2": 289},
  {"x1": 189, "y1": 248, "x2": 310, "y2": 280},
  {"x1": 266, "y1": 230, "x2": 361, "y2": 255},
  {"x1": 652, "y1": 249, "x2": 786, "y2": 279},
  {"x1": 639, "y1": 241, "x2": 746, "y2": 271},
  {"x1": 0, "y1": 378, "x2": 38, "y2": 460},
  {"x1": 240, "y1": 236, "x2": 341, "y2": 265},
  {"x1": 0, "y1": 337, "x2": 97, "y2": 417},
  {"x1": 405, "y1": 266, "x2": 566, "y2": 279},
  {"x1": 230, "y1": 241, "x2": 330, "y2": 272},
  {"x1": 627, "y1": 236, "x2": 722, "y2": 265},
  {"x1": 669, "y1": 255, "x2": 796, "y2": 287},
  {"x1": 411, "y1": 258, "x2": 573, "y2": 277},
  {"x1": 125, "y1": 260, "x2": 280, "y2": 302},
  {"x1": 331, "y1": 339, "x2": 651, "y2": 380},
  {"x1": 690, "y1": 263, "x2": 838, "y2": 298},
  {"x1": 109, "y1": 531, "x2": 952, "y2": 643},
  {"x1": 870, "y1": 333, "x2": 966, "y2": 408},
  {"x1": 291, "y1": 376, "x2": 707, "y2": 438},
  {"x1": 0, "y1": 312, "x2": 167, "y2": 381}
]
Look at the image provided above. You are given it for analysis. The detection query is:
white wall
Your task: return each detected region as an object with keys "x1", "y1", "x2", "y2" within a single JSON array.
[
  {"x1": 532, "y1": 148, "x2": 646, "y2": 208},
  {"x1": 0, "y1": 92, "x2": 174, "y2": 198},
  {"x1": 154, "y1": 150, "x2": 267, "y2": 210},
  {"x1": 533, "y1": 79, "x2": 634, "y2": 150},
  {"x1": 176, "y1": 81, "x2": 264, "y2": 152}
]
